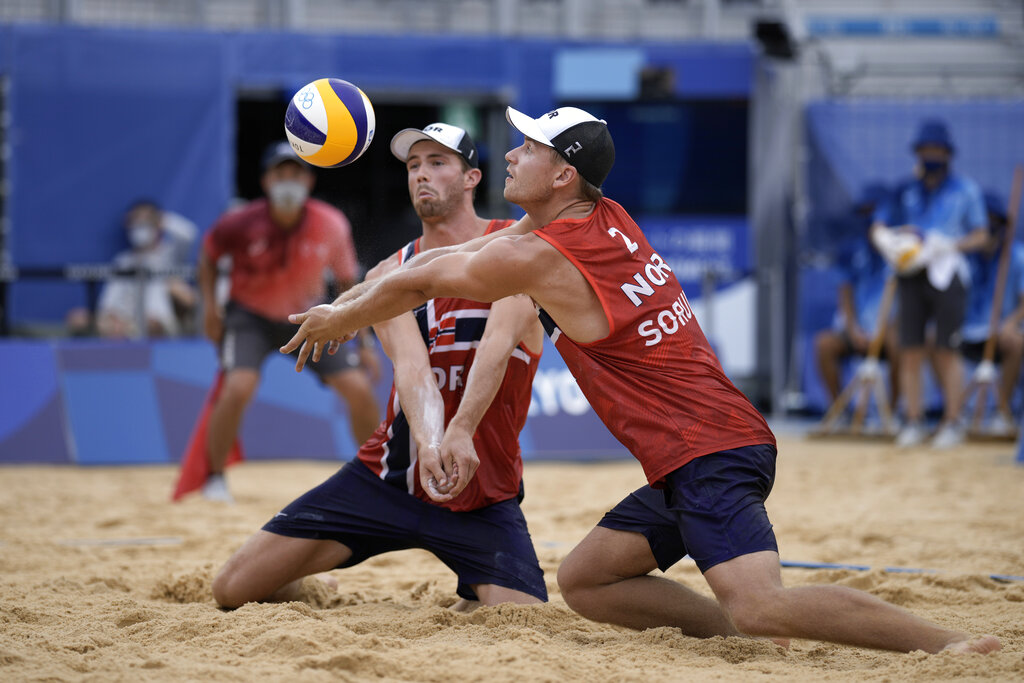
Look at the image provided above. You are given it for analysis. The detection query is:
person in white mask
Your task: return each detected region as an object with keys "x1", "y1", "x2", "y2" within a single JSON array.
[
  {"x1": 194, "y1": 142, "x2": 381, "y2": 503},
  {"x1": 88, "y1": 200, "x2": 196, "y2": 338}
]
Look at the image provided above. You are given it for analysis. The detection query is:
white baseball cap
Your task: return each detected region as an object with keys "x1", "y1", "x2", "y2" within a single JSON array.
[
  {"x1": 390, "y1": 122, "x2": 479, "y2": 168},
  {"x1": 505, "y1": 106, "x2": 616, "y2": 187}
]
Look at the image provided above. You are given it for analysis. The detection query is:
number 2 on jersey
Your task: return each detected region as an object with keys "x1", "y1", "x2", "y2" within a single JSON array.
[{"x1": 607, "y1": 227, "x2": 639, "y2": 253}]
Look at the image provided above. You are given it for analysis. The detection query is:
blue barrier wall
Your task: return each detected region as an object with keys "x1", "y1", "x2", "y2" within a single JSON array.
[
  {"x1": 0, "y1": 24, "x2": 753, "y2": 326},
  {"x1": 0, "y1": 337, "x2": 630, "y2": 465}
]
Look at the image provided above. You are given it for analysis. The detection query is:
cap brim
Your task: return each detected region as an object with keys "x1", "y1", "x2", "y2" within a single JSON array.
[
  {"x1": 390, "y1": 129, "x2": 438, "y2": 162},
  {"x1": 506, "y1": 107, "x2": 554, "y2": 147},
  {"x1": 264, "y1": 154, "x2": 305, "y2": 170}
]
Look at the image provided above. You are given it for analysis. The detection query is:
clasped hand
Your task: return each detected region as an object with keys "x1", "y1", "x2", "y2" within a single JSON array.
[{"x1": 417, "y1": 428, "x2": 480, "y2": 503}]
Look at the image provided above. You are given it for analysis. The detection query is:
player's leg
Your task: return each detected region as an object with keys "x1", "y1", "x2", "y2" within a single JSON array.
[
  {"x1": 212, "y1": 530, "x2": 351, "y2": 608},
  {"x1": 422, "y1": 495, "x2": 547, "y2": 608},
  {"x1": 208, "y1": 305, "x2": 271, "y2": 474},
  {"x1": 558, "y1": 525, "x2": 739, "y2": 637},
  {"x1": 814, "y1": 329, "x2": 849, "y2": 401},
  {"x1": 323, "y1": 368, "x2": 381, "y2": 445},
  {"x1": 214, "y1": 459, "x2": 419, "y2": 608},
  {"x1": 702, "y1": 550, "x2": 999, "y2": 653},
  {"x1": 896, "y1": 274, "x2": 930, "y2": 444},
  {"x1": 996, "y1": 327, "x2": 1023, "y2": 422},
  {"x1": 671, "y1": 445, "x2": 1000, "y2": 654},
  {"x1": 930, "y1": 276, "x2": 968, "y2": 445},
  {"x1": 885, "y1": 325, "x2": 901, "y2": 412},
  {"x1": 289, "y1": 334, "x2": 381, "y2": 446},
  {"x1": 207, "y1": 368, "x2": 259, "y2": 473}
]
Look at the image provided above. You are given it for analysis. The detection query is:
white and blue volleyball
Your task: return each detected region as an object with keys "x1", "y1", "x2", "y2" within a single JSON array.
[{"x1": 284, "y1": 78, "x2": 375, "y2": 168}]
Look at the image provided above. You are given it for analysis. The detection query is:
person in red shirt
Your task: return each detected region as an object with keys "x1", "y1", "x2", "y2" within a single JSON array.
[
  {"x1": 196, "y1": 142, "x2": 382, "y2": 503},
  {"x1": 212, "y1": 124, "x2": 547, "y2": 609},
  {"x1": 281, "y1": 108, "x2": 1000, "y2": 656}
]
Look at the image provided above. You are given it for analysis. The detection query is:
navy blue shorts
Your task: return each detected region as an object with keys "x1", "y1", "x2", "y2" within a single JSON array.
[
  {"x1": 221, "y1": 301, "x2": 362, "y2": 380},
  {"x1": 262, "y1": 459, "x2": 547, "y2": 602},
  {"x1": 598, "y1": 444, "x2": 778, "y2": 573}
]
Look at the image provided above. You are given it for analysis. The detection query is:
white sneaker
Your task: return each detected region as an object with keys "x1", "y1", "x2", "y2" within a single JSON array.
[
  {"x1": 988, "y1": 413, "x2": 1017, "y2": 437},
  {"x1": 896, "y1": 422, "x2": 927, "y2": 448},
  {"x1": 931, "y1": 422, "x2": 965, "y2": 449},
  {"x1": 201, "y1": 473, "x2": 235, "y2": 504}
]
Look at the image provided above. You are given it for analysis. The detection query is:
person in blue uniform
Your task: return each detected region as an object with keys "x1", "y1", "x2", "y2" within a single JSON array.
[
  {"x1": 961, "y1": 193, "x2": 1024, "y2": 436},
  {"x1": 815, "y1": 184, "x2": 899, "y2": 412},
  {"x1": 871, "y1": 119, "x2": 989, "y2": 448}
]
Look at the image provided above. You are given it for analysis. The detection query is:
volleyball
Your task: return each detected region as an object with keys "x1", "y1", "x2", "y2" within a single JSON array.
[{"x1": 284, "y1": 78, "x2": 375, "y2": 168}]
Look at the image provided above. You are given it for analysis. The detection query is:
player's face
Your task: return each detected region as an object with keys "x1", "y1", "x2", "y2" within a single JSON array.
[
  {"x1": 262, "y1": 161, "x2": 315, "y2": 195},
  {"x1": 406, "y1": 140, "x2": 466, "y2": 220},
  {"x1": 915, "y1": 144, "x2": 950, "y2": 163},
  {"x1": 503, "y1": 138, "x2": 560, "y2": 205}
]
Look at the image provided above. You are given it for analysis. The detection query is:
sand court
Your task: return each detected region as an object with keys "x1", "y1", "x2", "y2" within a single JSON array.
[{"x1": 1, "y1": 436, "x2": 1022, "y2": 681}]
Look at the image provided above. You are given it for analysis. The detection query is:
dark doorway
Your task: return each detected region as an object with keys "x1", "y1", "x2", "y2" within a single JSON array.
[{"x1": 236, "y1": 92, "x2": 512, "y2": 272}]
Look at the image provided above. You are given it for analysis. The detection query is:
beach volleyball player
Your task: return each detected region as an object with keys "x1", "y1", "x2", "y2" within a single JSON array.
[
  {"x1": 213, "y1": 123, "x2": 547, "y2": 609},
  {"x1": 281, "y1": 106, "x2": 1000, "y2": 655}
]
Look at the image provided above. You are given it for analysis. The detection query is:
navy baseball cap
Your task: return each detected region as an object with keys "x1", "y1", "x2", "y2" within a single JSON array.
[
  {"x1": 390, "y1": 123, "x2": 479, "y2": 168},
  {"x1": 261, "y1": 140, "x2": 305, "y2": 171},
  {"x1": 505, "y1": 106, "x2": 616, "y2": 188},
  {"x1": 911, "y1": 119, "x2": 955, "y2": 154}
]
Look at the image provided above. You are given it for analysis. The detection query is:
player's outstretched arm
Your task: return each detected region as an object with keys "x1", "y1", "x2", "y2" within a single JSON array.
[
  {"x1": 439, "y1": 294, "x2": 543, "y2": 500},
  {"x1": 401, "y1": 215, "x2": 535, "y2": 270},
  {"x1": 364, "y1": 256, "x2": 454, "y2": 501},
  {"x1": 373, "y1": 311, "x2": 456, "y2": 501},
  {"x1": 281, "y1": 236, "x2": 535, "y2": 371}
]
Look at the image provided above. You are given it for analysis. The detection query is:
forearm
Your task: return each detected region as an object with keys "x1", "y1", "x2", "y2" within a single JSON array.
[
  {"x1": 330, "y1": 278, "x2": 373, "y2": 306},
  {"x1": 393, "y1": 361, "x2": 445, "y2": 452},
  {"x1": 957, "y1": 228, "x2": 989, "y2": 253},
  {"x1": 328, "y1": 276, "x2": 430, "y2": 339},
  {"x1": 447, "y1": 334, "x2": 516, "y2": 437}
]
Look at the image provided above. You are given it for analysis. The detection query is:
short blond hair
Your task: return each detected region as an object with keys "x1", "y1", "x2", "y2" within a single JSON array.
[{"x1": 549, "y1": 147, "x2": 604, "y2": 202}]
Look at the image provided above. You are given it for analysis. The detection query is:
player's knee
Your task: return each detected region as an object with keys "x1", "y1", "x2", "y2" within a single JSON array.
[
  {"x1": 999, "y1": 330, "x2": 1024, "y2": 354},
  {"x1": 211, "y1": 567, "x2": 237, "y2": 608},
  {"x1": 814, "y1": 332, "x2": 839, "y2": 360},
  {"x1": 720, "y1": 592, "x2": 781, "y2": 636},
  {"x1": 211, "y1": 564, "x2": 249, "y2": 609},
  {"x1": 556, "y1": 557, "x2": 596, "y2": 610},
  {"x1": 219, "y1": 376, "x2": 258, "y2": 408}
]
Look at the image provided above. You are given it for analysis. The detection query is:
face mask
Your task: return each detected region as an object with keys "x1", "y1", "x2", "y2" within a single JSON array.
[
  {"x1": 921, "y1": 159, "x2": 948, "y2": 176},
  {"x1": 267, "y1": 181, "x2": 309, "y2": 211},
  {"x1": 129, "y1": 224, "x2": 158, "y2": 249}
]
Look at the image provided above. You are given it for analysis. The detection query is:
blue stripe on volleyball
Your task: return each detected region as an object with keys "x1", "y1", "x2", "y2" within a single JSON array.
[
  {"x1": 327, "y1": 79, "x2": 369, "y2": 167},
  {"x1": 285, "y1": 100, "x2": 327, "y2": 145}
]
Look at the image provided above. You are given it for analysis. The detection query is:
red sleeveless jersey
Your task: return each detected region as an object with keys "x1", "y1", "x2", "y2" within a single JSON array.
[
  {"x1": 534, "y1": 199, "x2": 775, "y2": 486},
  {"x1": 357, "y1": 220, "x2": 541, "y2": 511}
]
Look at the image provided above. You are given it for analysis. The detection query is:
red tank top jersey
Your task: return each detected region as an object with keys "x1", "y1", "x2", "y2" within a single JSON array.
[
  {"x1": 357, "y1": 220, "x2": 541, "y2": 512},
  {"x1": 534, "y1": 198, "x2": 775, "y2": 486},
  {"x1": 203, "y1": 198, "x2": 359, "y2": 322}
]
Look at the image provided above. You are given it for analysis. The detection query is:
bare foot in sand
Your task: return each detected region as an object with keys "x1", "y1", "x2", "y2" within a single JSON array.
[
  {"x1": 449, "y1": 599, "x2": 481, "y2": 613},
  {"x1": 312, "y1": 572, "x2": 338, "y2": 591},
  {"x1": 941, "y1": 636, "x2": 1001, "y2": 655}
]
